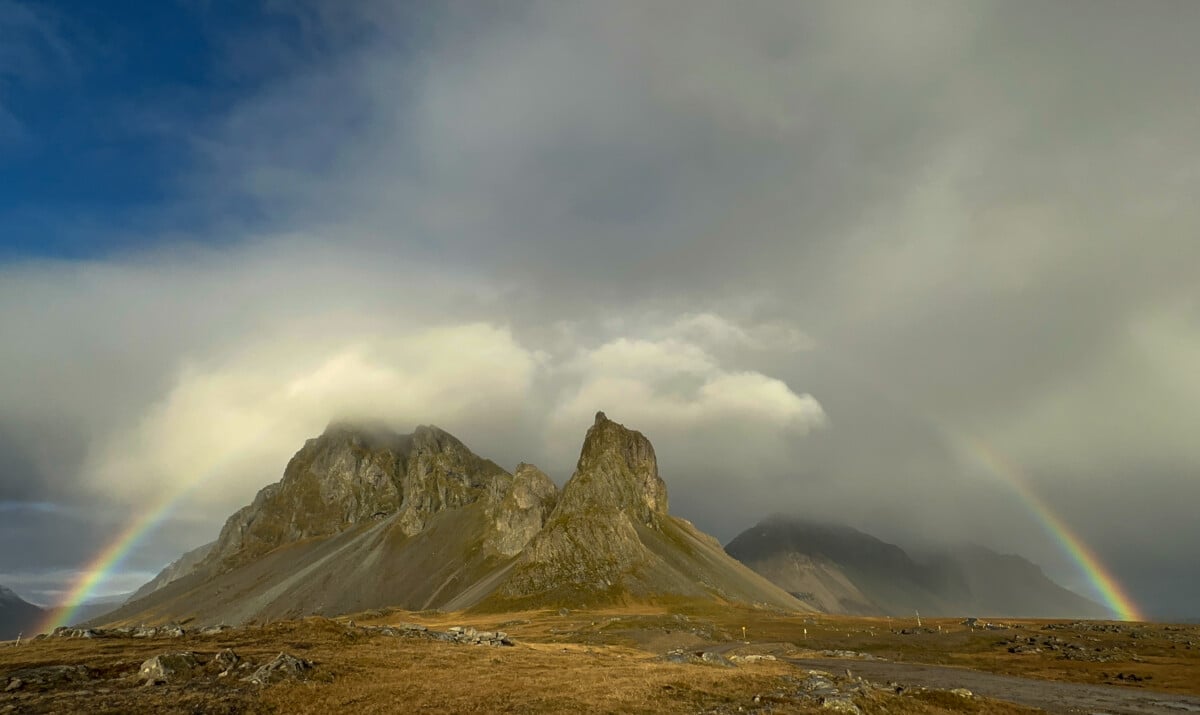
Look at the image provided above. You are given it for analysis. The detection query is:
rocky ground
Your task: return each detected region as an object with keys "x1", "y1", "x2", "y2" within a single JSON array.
[{"x1": 2, "y1": 608, "x2": 1198, "y2": 713}]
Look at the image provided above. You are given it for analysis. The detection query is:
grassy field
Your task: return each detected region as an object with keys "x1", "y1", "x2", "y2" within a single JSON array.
[{"x1": 2, "y1": 604, "x2": 1196, "y2": 713}]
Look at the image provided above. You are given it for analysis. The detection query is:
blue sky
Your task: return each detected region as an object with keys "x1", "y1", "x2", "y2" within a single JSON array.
[
  {"x1": 0, "y1": 1, "x2": 399, "y2": 259},
  {"x1": 0, "y1": 1, "x2": 1198, "y2": 619}
]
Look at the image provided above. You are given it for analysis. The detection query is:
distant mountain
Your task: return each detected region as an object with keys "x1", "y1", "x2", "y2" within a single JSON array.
[
  {"x1": 100, "y1": 413, "x2": 804, "y2": 627},
  {"x1": 0, "y1": 585, "x2": 44, "y2": 640},
  {"x1": 726, "y1": 515, "x2": 1109, "y2": 619},
  {"x1": 127, "y1": 542, "x2": 214, "y2": 602},
  {"x1": 67, "y1": 593, "x2": 135, "y2": 626}
]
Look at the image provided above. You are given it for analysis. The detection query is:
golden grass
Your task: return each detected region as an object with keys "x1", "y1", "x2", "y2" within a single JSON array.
[{"x1": 2, "y1": 607, "x2": 1196, "y2": 713}]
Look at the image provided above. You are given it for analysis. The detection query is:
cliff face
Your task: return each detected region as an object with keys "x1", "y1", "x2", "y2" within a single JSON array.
[
  {"x1": 204, "y1": 423, "x2": 511, "y2": 571},
  {"x1": 485, "y1": 463, "x2": 559, "y2": 558},
  {"x1": 553, "y1": 412, "x2": 667, "y2": 524}
]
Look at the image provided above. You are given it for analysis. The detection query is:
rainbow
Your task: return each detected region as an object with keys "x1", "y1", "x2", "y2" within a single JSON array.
[
  {"x1": 37, "y1": 417, "x2": 293, "y2": 633},
  {"x1": 36, "y1": 483, "x2": 198, "y2": 633},
  {"x1": 805, "y1": 347, "x2": 1143, "y2": 621},
  {"x1": 961, "y1": 437, "x2": 1144, "y2": 622}
]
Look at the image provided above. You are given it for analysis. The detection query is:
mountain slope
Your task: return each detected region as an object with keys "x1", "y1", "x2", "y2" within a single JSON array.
[
  {"x1": 726, "y1": 515, "x2": 1108, "y2": 618},
  {"x1": 127, "y1": 542, "x2": 215, "y2": 602},
  {"x1": 0, "y1": 585, "x2": 44, "y2": 640}
]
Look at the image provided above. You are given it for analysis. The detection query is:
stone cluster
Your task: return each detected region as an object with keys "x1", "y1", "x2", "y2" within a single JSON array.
[
  {"x1": 356, "y1": 622, "x2": 514, "y2": 647},
  {"x1": 40, "y1": 623, "x2": 231, "y2": 641}
]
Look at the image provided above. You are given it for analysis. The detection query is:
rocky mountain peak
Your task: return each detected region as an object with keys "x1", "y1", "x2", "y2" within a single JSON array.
[
  {"x1": 556, "y1": 411, "x2": 668, "y2": 524},
  {"x1": 204, "y1": 422, "x2": 510, "y2": 569}
]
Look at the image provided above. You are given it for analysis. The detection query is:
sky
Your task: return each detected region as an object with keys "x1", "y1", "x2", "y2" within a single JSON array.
[{"x1": 1, "y1": 0, "x2": 1197, "y2": 619}]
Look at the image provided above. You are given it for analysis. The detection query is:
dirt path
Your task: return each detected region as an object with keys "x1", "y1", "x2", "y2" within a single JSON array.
[{"x1": 787, "y1": 657, "x2": 1200, "y2": 714}]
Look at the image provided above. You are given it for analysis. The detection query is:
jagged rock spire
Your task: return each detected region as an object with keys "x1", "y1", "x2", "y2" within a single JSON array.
[{"x1": 554, "y1": 411, "x2": 668, "y2": 524}]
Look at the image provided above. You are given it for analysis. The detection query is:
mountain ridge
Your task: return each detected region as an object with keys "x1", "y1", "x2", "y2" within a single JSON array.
[{"x1": 98, "y1": 413, "x2": 806, "y2": 627}]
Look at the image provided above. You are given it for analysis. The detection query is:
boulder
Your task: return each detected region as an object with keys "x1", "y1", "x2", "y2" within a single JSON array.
[
  {"x1": 242, "y1": 652, "x2": 312, "y2": 686},
  {"x1": 700, "y1": 651, "x2": 735, "y2": 668},
  {"x1": 210, "y1": 648, "x2": 240, "y2": 675},
  {"x1": 138, "y1": 652, "x2": 199, "y2": 685}
]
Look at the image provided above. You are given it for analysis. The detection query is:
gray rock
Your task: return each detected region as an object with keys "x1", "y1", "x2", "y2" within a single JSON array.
[
  {"x1": 819, "y1": 695, "x2": 861, "y2": 713},
  {"x1": 3, "y1": 665, "x2": 90, "y2": 689},
  {"x1": 242, "y1": 652, "x2": 312, "y2": 686},
  {"x1": 730, "y1": 654, "x2": 776, "y2": 664},
  {"x1": 486, "y1": 463, "x2": 559, "y2": 556},
  {"x1": 210, "y1": 648, "x2": 240, "y2": 674},
  {"x1": 138, "y1": 652, "x2": 199, "y2": 685},
  {"x1": 659, "y1": 650, "x2": 699, "y2": 665},
  {"x1": 700, "y1": 651, "x2": 735, "y2": 668}
]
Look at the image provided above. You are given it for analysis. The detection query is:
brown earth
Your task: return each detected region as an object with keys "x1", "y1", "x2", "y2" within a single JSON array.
[{"x1": 4, "y1": 605, "x2": 1197, "y2": 714}]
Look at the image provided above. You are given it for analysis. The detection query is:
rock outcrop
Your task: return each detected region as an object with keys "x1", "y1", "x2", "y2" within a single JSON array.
[
  {"x1": 489, "y1": 413, "x2": 807, "y2": 611},
  {"x1": 485, "y1": 463, "x2": 559, "y2": 557}
]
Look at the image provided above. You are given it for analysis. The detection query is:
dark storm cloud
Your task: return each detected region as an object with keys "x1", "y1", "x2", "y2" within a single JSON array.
[{"x1": 1, "y1": 0, "x2": 1197, "y2": 616}]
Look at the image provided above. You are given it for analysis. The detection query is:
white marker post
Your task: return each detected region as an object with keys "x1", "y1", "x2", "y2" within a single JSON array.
[{"x1": 915, "y1": 610, "x2": 921, "y2": 628}]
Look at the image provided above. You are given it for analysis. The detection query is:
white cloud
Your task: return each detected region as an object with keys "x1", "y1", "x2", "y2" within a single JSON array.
[
  {"x1": 546, "y1": 332, "x2": 825, "y2": 482},
  {"x1": 82, "y1": 324, "x2": 540, "y2": 511}
]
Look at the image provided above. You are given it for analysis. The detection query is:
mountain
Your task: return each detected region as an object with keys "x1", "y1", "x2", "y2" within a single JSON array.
[
  {"x1": 726, "y1": 515, "x2": 1109, "y2": 619},
  {"x1": 67, "y1": 592, "x2": 135, "y2": 626},
  {"x1": 99, "y1": 413, "x2": 804, "y2": 627},
  {"x1": 482, "y1": 413, "x2": 805, "y2": 611},
  {"x1": 0, "y1": 585, "x2": 44, "y2": 640}
]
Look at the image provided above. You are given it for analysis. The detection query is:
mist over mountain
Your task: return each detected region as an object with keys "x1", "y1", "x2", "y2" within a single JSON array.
[{"x1": 726, "y1": 516, "x2": 1108, "y2": 619}]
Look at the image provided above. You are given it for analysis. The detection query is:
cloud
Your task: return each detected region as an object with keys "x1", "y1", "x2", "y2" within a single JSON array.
[
  {"x1": 70, "y1": 306, "x2": 823, "y2": 523},
  {"x1": 2, "y1": 0, "x2": 1199, "y2": 616},
  {"x1": 81, "y1": 323, "x2": 541, "y2": 512},
  {"x1": 667, "y1": 313, "x2": 815, "y2": 353},
  {"x1": 552, "y1": 336, "x2": 823, "y2": 436}
]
